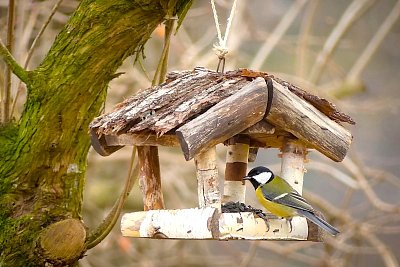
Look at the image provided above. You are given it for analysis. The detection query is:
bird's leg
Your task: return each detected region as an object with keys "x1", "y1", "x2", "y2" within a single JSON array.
[
  {"x1": 257, "y1": 212, "x2": 270, "y2": 231},
  {"x1": 286, "y1": 218, "x2": 293, "y2": 233}
]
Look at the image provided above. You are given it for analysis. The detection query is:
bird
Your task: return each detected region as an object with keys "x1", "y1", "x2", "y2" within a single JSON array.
[{"x1": 243, "y1": 166, "x2": 340, "y2": 236}]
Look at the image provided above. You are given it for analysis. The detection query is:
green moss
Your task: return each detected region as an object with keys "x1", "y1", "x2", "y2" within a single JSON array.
[
  {"x1": 0, "y1": 123, "x2": 19, "y2": 195},
  {"x1": 0, "y1": 211, "x2": 40, "y2": 267}
]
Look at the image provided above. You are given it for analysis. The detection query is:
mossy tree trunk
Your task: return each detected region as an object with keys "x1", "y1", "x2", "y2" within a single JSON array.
[{"x1": 0, "y1": 0, "x2": 191, "y2": 266}]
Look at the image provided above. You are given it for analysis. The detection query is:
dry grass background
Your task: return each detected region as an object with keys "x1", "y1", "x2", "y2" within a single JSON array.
[{"x1": 1, "y1": 0, "x2": 400, "y2": 266}]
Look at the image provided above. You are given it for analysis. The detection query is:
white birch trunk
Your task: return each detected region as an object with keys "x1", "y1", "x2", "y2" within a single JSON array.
[
  {"x1": 121, "y1": 208, "x2": 310, "y2": 240},
  {"x1": 194, "y1": 147, "x2": 221, "y2": 210}
]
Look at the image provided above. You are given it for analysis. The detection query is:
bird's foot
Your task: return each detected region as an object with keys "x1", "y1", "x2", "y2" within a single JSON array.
[{"x1": 256, "y1": 212, "x2": 270, "y2": 231}]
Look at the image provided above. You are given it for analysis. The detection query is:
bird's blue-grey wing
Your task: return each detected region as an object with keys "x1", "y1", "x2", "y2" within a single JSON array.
[{"x1": 260, "y1": 187, "x2": 314, "y2": 212}]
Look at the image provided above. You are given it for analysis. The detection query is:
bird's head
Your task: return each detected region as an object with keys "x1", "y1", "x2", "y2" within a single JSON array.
[{"x1": 243, "y1": 166, "x2": 275, "y2": 189}]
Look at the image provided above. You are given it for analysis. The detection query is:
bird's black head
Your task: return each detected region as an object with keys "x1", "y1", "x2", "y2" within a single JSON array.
[{"x1": 243, "y1": 166, "x2": 275, "y2": 189}]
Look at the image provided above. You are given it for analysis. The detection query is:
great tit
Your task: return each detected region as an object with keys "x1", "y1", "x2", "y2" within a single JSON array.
[{"x1": 243, "y1": 166, "x2": 340, "y2": 236}]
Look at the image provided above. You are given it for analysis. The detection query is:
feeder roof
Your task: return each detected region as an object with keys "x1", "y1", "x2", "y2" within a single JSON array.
[{"x1": 90, "y1": 67, "x2": 354, "y2": 161}]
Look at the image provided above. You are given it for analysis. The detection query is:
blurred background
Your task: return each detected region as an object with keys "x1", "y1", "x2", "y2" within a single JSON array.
[{"x1": 1, "y1": 0, "x2": 400, "y2": 266}]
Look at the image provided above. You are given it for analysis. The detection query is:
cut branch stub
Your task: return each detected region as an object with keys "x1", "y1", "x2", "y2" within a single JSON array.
[
  {"x1": 39, "y1": 219, "x2": 86, "y2": 263},
  {"x1": 266, "y1": 80, "x2": 352, "y2": 162},
  {"x1": 176, "y1": 77, "x2": 269, "y2": 161}
]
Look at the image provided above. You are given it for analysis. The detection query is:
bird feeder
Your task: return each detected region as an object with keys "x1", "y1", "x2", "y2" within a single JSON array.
[{"x1": 90, "y1": 67, "x2": 354, "y2": 242}]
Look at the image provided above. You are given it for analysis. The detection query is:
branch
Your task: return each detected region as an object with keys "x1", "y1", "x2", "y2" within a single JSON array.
[
  {"x1": 2, "y1": 0, "x2": 16, "y2": 122},
  {"x1": 10, "y1": 0, "x2": 65, "y2": 117},
  {"x1": 85, "y1": 147, "x2": 139, "y2": 249},
  {"x1": 347, "y1": 0, "x2": 400, "y2": 80},
  {"x1": 152, "y1": 18, "x2": 175, "y2": 86},
  {"x1": 249, "y1": 0, "x2": 307, "y2": 69},
  {"x1": 308, "y1": 0, "x2": 375, "y2": 83},
  {"x1": 0, "y1": 39, "x2": 30, "y2": 85},
  {"x1": 343, "y1": 157, "x2": 400, "y2": 213}
]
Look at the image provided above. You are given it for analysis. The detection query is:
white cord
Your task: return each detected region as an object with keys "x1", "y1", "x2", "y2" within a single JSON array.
[{"x1": 210, "y1": 0, "x2": 238, "y2": 60}]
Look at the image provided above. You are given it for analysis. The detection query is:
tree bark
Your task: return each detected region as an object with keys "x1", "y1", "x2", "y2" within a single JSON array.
[{"x1": 0, "y1": 0, "x2": 191, "y2": 266}]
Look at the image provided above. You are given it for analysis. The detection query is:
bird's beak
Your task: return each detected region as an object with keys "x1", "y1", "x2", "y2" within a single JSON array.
[{"x1": 243, "y1": 176, "x2": 251, "y2": 181}]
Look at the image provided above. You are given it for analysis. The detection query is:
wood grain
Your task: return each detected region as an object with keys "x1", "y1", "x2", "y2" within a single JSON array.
[
  {"x1": 176, "y1": 77, "x2": 269, "y2": 160},
  {"x1": 194, "y1": 147, "x2": 221, "y2": 210},
  {"x1": 137, "y1": 146, "x2": 164, "y2": 210},
  {"x1": 266, "y1": 80, "x2": 352, "y2": 162}
]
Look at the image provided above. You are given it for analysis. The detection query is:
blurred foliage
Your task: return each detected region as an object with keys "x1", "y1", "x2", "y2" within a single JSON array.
[{"x1": 1, "y1": 0, "x2": 400, "y2": 266}]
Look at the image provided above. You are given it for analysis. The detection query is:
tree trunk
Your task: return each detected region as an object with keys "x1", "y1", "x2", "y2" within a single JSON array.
[{"x1": 0, "y1": 0, "x2": 191, "y2": 266}]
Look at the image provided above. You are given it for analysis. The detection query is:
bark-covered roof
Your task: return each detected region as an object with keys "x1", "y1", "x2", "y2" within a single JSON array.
[{"x1": 90, "y1": 67, "x2": 354, "y2": 137}]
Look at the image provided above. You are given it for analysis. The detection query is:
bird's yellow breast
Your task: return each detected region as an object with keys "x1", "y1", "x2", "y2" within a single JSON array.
[{"x1": 255, "y1": 187, "x2": 296, "y2": 218}]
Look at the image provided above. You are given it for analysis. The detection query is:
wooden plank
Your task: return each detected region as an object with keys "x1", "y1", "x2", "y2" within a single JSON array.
[
  {"x1": 90, "y1": 128, "x2": 123, "y2": 156},
  {"x1": 219, "y1": 212, "x2": 308, "y2": 241},
  {"x1": 176, "y1": 77, "x2": 269, "y2": 161},
  {"x1": 266, "y1": 80, "x2": 352, "y2": 162},
  {"x1": 105, "y1": 133, "x2": 180, "y2": 147},
  {"x1": 120, "y1": 208, "x2": 321, "y2": 241},
  {"x1": 121, "y1": 208, "x2": 218, "y2": 239},
  {"x1": 242, "y1": 120, "x2": 275, "y2": 135}
]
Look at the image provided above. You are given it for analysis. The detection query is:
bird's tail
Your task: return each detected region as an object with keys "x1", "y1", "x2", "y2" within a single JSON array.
[{"x1": 297, "y1": 210, "x2": 340, "y2": 236}]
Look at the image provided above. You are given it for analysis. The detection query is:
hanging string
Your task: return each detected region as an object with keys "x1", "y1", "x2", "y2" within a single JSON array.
[{"x1": 210, "y1": 0, "x2": 238, "y2": 73}]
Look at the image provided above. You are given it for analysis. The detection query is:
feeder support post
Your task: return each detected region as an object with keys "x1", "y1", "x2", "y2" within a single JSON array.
[
  {"x1": 280, "y1": 139, "x2": 307, "y2": 193},
  {"x1": 279, "y1": 139, "x2": 323, "y2": 241},
  {"x1": 223, "y1": 135, "x2": 250, "y2": 203},
  {"x1": 137, "y1": 146, "x2": 165, "y2": 210},
  {"x1": 194, "y1": 147, "x2": 221, "y2": 210}
]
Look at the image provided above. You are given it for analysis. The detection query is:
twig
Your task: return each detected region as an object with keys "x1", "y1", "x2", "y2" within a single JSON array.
[
  {"x1": 239, "y1": 241, "x2": 259, "y2": 267},
  {"x1": 152, "y1": 19, "x2": 175, "y2": 86},
  {"x1": 308, "y1": 0, "x2": 375, "y2": 84},
  {"x1": 361, "y1": 228, "x2": 399, "y2": 267},
  {"x1": 258, "y1": 242, "x2": 320, "y2": 266},
  {"x1": 343, "y1": 157, "x2": 400, "y2": 213},
  {"x1": 347, "y1": 0, "x2": 400, "y2": 80},
  {"x1": 24, "y1": 0, "x2": 65, "y2": 68},
  {"x1": 85, "y1": 147, "x2": 139, "y2": 249},
  {"x1": 3, "y1": 0, "x2": 16, "y2": 122},
  {"x1": 296, "y1": 0, "x2": 319, "y2": 78},
  {"x1": 307, "y1": 161, "x2": 359, "y2": 189},
  {"x1": 250, "y1": 0, "x2": 308, "y2": 70},
  {"x1": 0, "y1": 39, "x2": 30, "y2": 86},
  {"x1": 365, "y1": 168, "x2": 400, "y2": 189},
  {"x1": 11, "y1": 0, "x2": 64, "y2": 118}
]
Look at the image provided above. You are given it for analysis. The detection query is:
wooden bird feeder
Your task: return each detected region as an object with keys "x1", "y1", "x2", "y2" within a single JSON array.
[{"x1": 89, "y1": 67, "x2": 354, "y2": 242}]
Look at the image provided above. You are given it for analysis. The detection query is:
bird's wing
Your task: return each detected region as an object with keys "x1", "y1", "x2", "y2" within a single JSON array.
[{"x1": 260, "y1": 186, "x2": 315, "y2": 213}]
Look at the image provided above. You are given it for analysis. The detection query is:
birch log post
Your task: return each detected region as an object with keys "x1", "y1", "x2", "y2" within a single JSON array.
[
  {"x1": 280, "y1": 140, "x2": 307, "y2": 194},
  {"x1": 223, "y1": 136, "x2": 249, "y2": 204},
  {"x1": 194, "y1": 147, "x2": 221, "y2": 210},
  {"x1": 279, "y1": 140, "x2": 323, "y2": 241},
  {"x1": 137, "y1": 146, "x2": 165, "y2": 210},
  {"x1": 176, "y1": 77, "x2": 269, "y2": 161},
  {"x1": 121, "y1": 208, "x2": 315, "y2": 240}
]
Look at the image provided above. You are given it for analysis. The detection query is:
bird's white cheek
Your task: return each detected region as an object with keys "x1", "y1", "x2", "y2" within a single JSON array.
[{"x1": 253, "y1": 172, "x2": 272, "y2": 184}]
